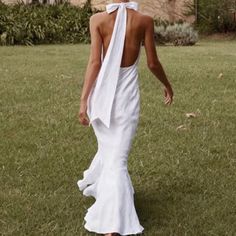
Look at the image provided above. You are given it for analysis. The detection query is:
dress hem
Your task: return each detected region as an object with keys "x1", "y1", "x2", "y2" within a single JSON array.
[{"x1": 84, "y1": 218, "x2": 144, "y2": 236}]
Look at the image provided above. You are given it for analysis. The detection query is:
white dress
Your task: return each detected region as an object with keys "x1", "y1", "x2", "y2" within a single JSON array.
[{"x1": 77, "y1": 1, "x2": 144, "y2": 235}]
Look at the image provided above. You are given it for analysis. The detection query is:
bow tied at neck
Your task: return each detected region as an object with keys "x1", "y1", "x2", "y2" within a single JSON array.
[{"x1": 106, "y1": 1, "x2": 138, "y2": 14}]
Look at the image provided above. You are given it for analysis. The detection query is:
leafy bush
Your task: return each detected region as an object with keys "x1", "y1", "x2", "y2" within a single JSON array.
[
  {"x1": 0, "y1": 0, "x2": 200, "y2": 46},
  {"x1": 185, "y1": 0, "x2": 236, "y2": 33},
  {"x1": 154, "y1": 22, "x2": 199, "y2": 46},
  {"x1": 154, "y1": 18, "x2": 170, "y2": 28},
  {"x1": 0, "y1": 0, "x2": 95, "y2": 45}
]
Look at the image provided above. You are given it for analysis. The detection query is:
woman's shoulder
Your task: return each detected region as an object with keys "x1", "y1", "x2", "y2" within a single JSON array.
[
  {"x1": 90, "y1": 9, "x2": 154, "y2": 28},
  {"x1": 138, "y1": 12, "x2": 154, "y2": 22},
  {"x1": 90, "y1": 11, "x2": 107, "y2": 20},
  {"x1": 89, "y1": 11, "x2": 107, "y2": 28}
]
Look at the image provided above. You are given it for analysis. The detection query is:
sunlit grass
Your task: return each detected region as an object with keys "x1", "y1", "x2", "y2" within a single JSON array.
[{"x1": 0, "y1": 40, "x2": 236, "y2": 235}]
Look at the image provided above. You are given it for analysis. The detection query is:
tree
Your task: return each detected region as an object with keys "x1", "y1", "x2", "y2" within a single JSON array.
[{"x1": 185, "y1": 0, "x2": 236, "y2": 33}]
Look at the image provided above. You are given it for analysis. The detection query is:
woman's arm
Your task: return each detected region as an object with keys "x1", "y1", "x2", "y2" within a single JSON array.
[
  {"x1": 143, "y1": 16, "x2": 174, "y2": 105},
  {"x1": 79, "y1": 14, "x2": 103, "y2": 126}
]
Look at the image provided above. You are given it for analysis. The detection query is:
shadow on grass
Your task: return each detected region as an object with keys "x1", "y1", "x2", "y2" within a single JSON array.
[
  {"x1": 134, "y1": 187, "x2": 172, "y2": 233},
  {"x1": 134, "y1": 175, "x2": 205, "y2": 234}
]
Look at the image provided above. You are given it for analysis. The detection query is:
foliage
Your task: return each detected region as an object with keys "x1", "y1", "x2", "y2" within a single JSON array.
[
  {"x1": 0, "y1": 0, "x2": 94, "y2": 45},
  {"x1": 184, "y1": 0, "x2": 236, "y2": 33},
  {"x1": 154, "y1": 18, "x2": 170, "y2": 28},
  {"x1": 154, "y1": 22, "x2": 199, "y2": 46}
]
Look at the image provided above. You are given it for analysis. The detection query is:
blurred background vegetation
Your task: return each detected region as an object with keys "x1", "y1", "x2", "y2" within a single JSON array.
[
  {"x1": 185, "y1": 0, "x2": 236, "y2": 33},
  {"x1": 0, "y1": 0, "x2": 235, "y2": 46},
  {"x1": 0, "y1": 0, "x2": 94, "y2": 45}
]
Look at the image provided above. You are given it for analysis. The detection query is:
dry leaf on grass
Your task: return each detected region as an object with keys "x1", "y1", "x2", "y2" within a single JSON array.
[
  {"x1": 176, "y1": 124, "x2": 188, "y2": 131},
  {"x1": 217, "y1": 73, "x2": 223, "y2": 79},
  {"x1": 185, "y1": 112, "x2": 197, "y2": 118}
]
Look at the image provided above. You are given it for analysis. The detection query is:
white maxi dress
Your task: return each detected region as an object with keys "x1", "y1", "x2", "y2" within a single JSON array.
[{"x1": 77, "y1": 1, "x2": 144, "y2": 235}]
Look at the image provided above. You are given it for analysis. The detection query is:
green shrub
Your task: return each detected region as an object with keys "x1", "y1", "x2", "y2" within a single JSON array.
[
  {"x1": 154, "y1": 22, "x2": 199, "y2": 46},
  {"x1": 0, "y1": 0, "x2": 95, "y2": 45},
  {"x1": 185, "y1": 0, "x2": 236, "y2": 33}
]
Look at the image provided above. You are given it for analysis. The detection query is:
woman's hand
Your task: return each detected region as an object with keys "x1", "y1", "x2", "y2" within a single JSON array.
[
  {"x1": 164, "y1": 85, "x2": 174, "y2": 105},
  {"x1": 78, "y1": 100, "x2": 90, "y2": 126}
]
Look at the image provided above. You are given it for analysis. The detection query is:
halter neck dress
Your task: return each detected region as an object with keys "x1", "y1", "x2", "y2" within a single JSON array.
[{"x1": 77, "y1": 1, "x2": 144, "y2": 235}]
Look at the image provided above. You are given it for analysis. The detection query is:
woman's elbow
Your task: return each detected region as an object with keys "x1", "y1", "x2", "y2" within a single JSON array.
[
  {"x1": 90, "y1": 59, "x2": 102, "y2": 69},
  {"x1": 147, "y1": 62, "x2": 158, "y2": 71}
]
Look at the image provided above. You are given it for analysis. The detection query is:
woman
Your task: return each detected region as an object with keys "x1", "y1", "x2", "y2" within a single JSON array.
[{"x1": 77, "y1": 1, "x2": 174, "y2": 235}]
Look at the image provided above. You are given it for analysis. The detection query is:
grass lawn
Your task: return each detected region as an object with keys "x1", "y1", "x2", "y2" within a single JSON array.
[{"x1": 0, "y1": 40, "x2": 236, "y2": 236}]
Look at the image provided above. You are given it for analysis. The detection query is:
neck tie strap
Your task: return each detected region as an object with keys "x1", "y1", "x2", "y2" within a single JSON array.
[{"x1": 106, "y1": 2, "x2": 138, "y2": 14}]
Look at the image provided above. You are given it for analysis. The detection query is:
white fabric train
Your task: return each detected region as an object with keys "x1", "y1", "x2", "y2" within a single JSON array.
[{"x1": 77, "y1": 1, "x2": 144, "y2": 235}]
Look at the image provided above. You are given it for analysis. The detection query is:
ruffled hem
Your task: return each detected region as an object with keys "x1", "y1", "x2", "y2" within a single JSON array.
[
  {"x1": 84, "y1": 217, "x2": 144, "y2": 235},
  {"x1": 77, "y1": 152, "x2": 144, "y2": 235}
]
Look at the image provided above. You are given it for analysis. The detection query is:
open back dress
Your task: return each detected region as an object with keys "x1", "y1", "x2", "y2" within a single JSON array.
[{"x1": 77, "y1": 1, "x2": 144, "y2": 235}]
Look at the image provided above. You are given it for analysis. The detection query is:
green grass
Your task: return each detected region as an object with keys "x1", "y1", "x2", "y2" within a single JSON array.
[{"x1": 0, "y1": 40, "x2": 236, "y2": 236}]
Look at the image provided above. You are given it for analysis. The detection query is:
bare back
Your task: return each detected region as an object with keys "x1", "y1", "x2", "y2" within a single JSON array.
[
  {"x1": 79, "y1": 4, "x2": 173, "y2": 126},
  {"x1": 97, "y1": 9, "x2": 147, "y2": 67}
]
